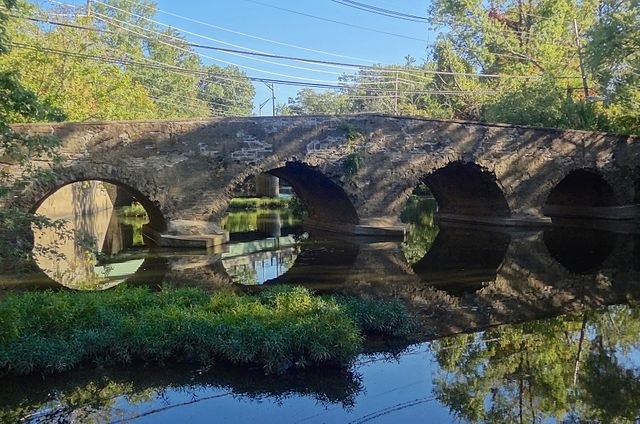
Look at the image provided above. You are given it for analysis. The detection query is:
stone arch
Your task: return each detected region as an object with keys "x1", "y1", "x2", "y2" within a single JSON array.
[
  {"x1": 543, "y1": 168, "x2": 620, "y2": 218},
  {"x1": 266, "y1": 161, "x2": 359, "y2": 225},
  {"x1": 419, "y1": 161, "x2": 511, "y2": 218}
]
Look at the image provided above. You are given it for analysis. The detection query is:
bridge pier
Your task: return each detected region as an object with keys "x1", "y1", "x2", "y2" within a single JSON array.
[
  {"x1": 303, "y1": 217, "x2": 406, "y2": 238},
  {"x1": 143, "y1": 220, "x2": 229, "y2": 249}
]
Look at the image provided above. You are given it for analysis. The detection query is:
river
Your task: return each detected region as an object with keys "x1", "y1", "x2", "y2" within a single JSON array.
[{"x1": 1, "y1": 183, "x2": 639, "y2": 423}]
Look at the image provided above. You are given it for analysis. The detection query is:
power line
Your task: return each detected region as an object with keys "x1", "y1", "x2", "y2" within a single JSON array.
[
  {"x1": 91, "y1": 10, "x2": 348, "y2": 78},
  {"x1": 236, "y1": 0, "x2": 427, "y2": 42},
  {"x1": 89, "y1": 3, "x2": 360, "y2": 84},
  {"x1": 13, "y1": 13, "x2": 579, "y2": 82},
  {"x1": 120, "y1": 0, "x2": 382, "y2": 65},
  {"x1": 329, "y1": 0, "x2": 428, "y2": 23},
  {"x1": 9, "y1": 42, "x2": 507, "y2": 96}
]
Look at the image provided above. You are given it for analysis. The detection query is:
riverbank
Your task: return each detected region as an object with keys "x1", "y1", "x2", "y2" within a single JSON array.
[{"x1": 0, "y1": 286, "x2": 415, "y2": 376}]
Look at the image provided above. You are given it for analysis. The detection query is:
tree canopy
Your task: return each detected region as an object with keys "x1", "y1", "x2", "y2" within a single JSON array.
[
  {"x1": 283, "y1": 0, "x2": 639, "y2": 134},
  {"x1": 0, "y1": 0, "x2": 255, "y2": 122}
]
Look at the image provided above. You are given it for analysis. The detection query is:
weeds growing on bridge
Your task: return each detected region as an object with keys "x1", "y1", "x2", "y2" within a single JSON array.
[{"x1": 0, "y1": 286, "x2": 414, "y2": 375}]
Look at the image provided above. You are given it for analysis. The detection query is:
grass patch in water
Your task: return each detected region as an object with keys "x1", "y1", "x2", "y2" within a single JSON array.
[{"x1": 0, "y1": 286, "x2": 413, "y2": 375}]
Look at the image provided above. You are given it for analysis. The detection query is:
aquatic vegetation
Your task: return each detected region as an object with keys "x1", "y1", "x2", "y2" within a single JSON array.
[{"x1": 0, "y1": 286, "x2": 413, "y2": 375}]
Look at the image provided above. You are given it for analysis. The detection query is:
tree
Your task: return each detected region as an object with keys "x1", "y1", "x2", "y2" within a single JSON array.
[
  {"x1": 197, "y1": 65, "x2": 255, "y2": 117},
  {"x1": 0, "y1": 0, "x2": 255, "y2": 121},
  {"x1": 585, "y1": 0, "x2": 640, "y2": 134},
  {"x1": 0, "y1": 0, "x2": 64, "y2": 266}
]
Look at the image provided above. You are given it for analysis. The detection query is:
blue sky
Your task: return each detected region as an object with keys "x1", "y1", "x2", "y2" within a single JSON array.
[{"x1": 133, "y1": 0, "x2": 438, "y2": 113}]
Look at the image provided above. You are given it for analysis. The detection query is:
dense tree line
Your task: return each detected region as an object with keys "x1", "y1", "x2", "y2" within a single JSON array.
[
  {"x1": 281, "y1": 0, "x2": 639, "y2": 135},
  {"x1": 0, "y1": 0, "x2": 255, "y2": 122}
]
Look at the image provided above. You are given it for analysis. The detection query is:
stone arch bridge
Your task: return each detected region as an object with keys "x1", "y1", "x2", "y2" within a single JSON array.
[{"x1": 7, "y1": 114, "x2": 640, "y2": 247}]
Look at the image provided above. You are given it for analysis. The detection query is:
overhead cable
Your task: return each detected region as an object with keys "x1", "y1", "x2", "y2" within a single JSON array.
[
  {"x1": 9, "y1": 42, "x2": 508, "y2": 95},
  {"x1": 13, "y1": 13, "x2": 579, "y2": 81},
  {"x1": 236, "y1": 0, "x2": 427, "y2": 42},
  {"x1": 329, "y1": 0, "x2": 428, "y2": 23},
  {"x1": 117, "y1": 0, "x2": 382, "y2": 64}
]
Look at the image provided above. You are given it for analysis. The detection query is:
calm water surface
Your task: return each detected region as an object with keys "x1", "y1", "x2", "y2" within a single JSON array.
[{"x1": 1, "y1": 187, "x2": 640, "y2": 423}]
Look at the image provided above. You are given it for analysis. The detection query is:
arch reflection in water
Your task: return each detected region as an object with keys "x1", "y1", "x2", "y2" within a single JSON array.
[
  {"x1": 543, "y1": 224, "x2": 618, "y2": 274},
  {"x1": 400, "y1": 188, "x2": 509, "y2": 296},
  {"x1": 221, "y1": 209, "x2": 304, "y2": 285},
  {"x1": 412, "y1": 225, "x2": 510, "y2": 297},
  {"x1": 221, "y1": 209, "x2": 359, "y2": 287},
  {"x1": 32, "y1": 181, "x2": 152, "y2": 290}
]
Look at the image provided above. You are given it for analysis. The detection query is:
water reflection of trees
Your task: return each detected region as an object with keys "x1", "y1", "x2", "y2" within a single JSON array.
[
  {"x1": 401, "y1": 195, "x2": 439, "y2": 265},
  {"x1": 431, "y1": 304, "x2": 640, "y2": 423},
  {"x1": 0, "y1": 362, "x2": 363, "y2": 423}
]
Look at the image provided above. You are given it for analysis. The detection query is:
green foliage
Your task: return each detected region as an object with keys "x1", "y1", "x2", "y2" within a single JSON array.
[
  {"x1": 342, "y1": 152, "x2": 364, "y2": 177},
  {"x1": 279, "y1": 88, "x2": 357, "y2": 115},
  {"x1": 0, "y1": 286, "x2": 415, "y2": 375},
  {"x1": 0, "y1": 0, "x2": 255, "y2": 121},
  {"x1": 585, "y1": 0, "x2": 640, "y2": 134},
  {"x1": 333, "y1": 296, "x2": 415, "y2": 338},
  {"x1": 339, "y1": 122, "x2": 364, "y2": 141},
  {"x1": 118, "y1": 202, "x2": 148, "y2": 218},
  {"x1": 0, "y1": 0, "x2": 65, "y2": 267},
  {"x1": 197, "y1": 64, "x2": 255, "y2": 117}
]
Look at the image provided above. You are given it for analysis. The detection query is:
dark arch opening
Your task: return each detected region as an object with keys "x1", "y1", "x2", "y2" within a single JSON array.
[
  {"x1": 422, "y1": 162, "x2": 510, "y2": 218},
  {"x1": 544, "y1": 169, "x2": 620, "y2": 215},
  {"x1": 267, "y1": 162, "x2": 359, "y2": 225},
  {"x1": 634, "y1": 169, "x2": 640, "y2": 204}
]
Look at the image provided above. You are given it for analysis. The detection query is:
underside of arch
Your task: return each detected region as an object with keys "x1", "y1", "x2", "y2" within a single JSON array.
[
  {"x1": 423, "y1": 162, "x2": 510, "y2": 218},
  {"x1": 267, "y1": 162, "x2": 359, "y2": 225},
  {"x1": 29, "y1": 178, "x2": 166, "y2": 231}
]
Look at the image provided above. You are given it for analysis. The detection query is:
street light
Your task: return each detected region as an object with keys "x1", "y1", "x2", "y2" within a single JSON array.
[{"x1": 258, "y1": 98, "x2": 271, "y2": 116}]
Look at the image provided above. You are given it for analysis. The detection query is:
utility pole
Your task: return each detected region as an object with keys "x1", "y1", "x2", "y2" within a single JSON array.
[
  {"x1": 262, "y1": 82, "x2": 276, "y2": 116},
  {"x1": 394, "y1": 70, "x2": 399, "y2": 114},
  {"x1": 573, "y1": 18, "x2": 590, "y2": 99},
  {"x1": 86, "y1": 0, "x2": 91, "y2": 17}
]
